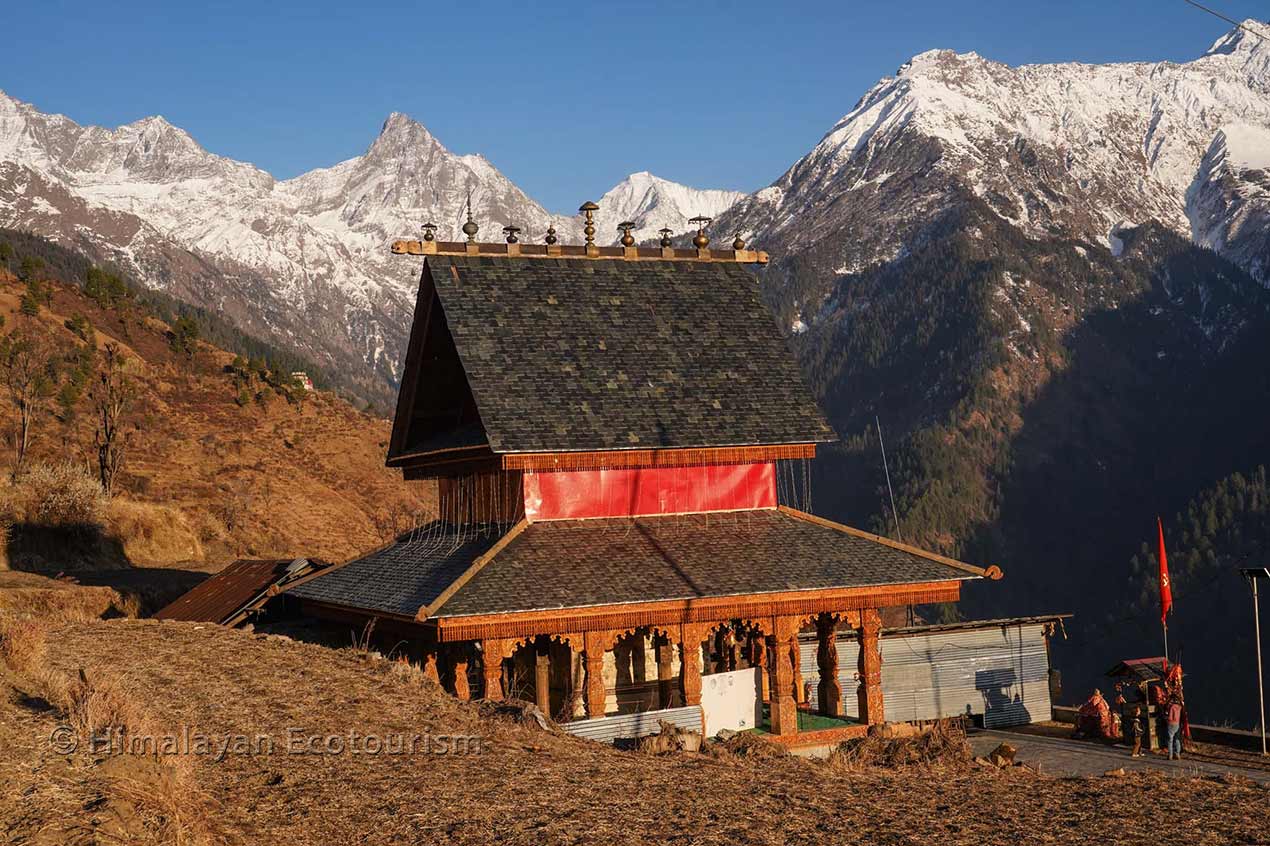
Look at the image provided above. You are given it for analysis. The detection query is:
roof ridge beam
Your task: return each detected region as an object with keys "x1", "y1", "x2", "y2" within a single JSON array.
[
  {"x1": 391, "y1": 239, "x2": 768, "y2": 265},
  {"x1": 775, "y1": 505, "x2": 1003, "y2": 580},
  {"x1": 417, "y1": 519, "x2": 530, "y2": 621}
]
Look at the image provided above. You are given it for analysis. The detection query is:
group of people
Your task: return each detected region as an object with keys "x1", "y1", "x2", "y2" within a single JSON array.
[
  {"x1": 1118, "y1": 689, "x2": 1186, "y2": 759},
  {"x1": 1075, "y1": 663, "x2": 1189, "y2": 760}
]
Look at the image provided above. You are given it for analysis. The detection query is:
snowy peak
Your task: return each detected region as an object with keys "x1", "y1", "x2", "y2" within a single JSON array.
[
  {"x1": 367, "y1": 111, "x2": 441, "y2": 159},
  {"x1": 593, "y1": 171, "x2": 743, "y2": 244},
  {"x1": 1204, "y1": 19, "x2": 1270, "y2": 58},
  {"x1": 728, "y1": 21, "x2": 1270, "y2": 268},
  {"x1": 0, "y1": 92, "x2": 746, "y2": 393}
]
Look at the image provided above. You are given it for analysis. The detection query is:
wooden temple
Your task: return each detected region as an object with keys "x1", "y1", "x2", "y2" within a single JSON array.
[{"x1": 288, "y1": 210, "x2": 1002, "y2": 742}]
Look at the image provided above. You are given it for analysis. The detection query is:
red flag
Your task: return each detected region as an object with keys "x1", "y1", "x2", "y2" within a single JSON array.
[{"x1": 1157, "y1": 517, "x2": 1173, "y2": 624}]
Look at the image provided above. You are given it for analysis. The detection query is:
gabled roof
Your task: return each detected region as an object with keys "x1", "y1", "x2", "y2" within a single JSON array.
[
  {"x1": 1106, "y1": 658, "x2": 1169, "y2": 681},
  {"x1": 388, "y1": 255, "x2": 835, "y2": 465},
  {"x1": 287, "y1": 509, "x2": 995, "y2": 621}
]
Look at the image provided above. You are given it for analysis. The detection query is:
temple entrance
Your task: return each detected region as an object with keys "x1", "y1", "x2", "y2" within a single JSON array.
[
  {"x1": 505, "y1": 636, "x2": 581, "y2": 720},
  {"x1": 611, "y1": 628, "x2": 681, "y2": 714}
]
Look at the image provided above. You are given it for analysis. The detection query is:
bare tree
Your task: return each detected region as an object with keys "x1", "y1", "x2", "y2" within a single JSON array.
[
  {"x1": 0, "y1": 327, "x2": 56, "y2": 475},
  {"x1": 88, "y1": 343, "x2": 138, "y2": 496}
]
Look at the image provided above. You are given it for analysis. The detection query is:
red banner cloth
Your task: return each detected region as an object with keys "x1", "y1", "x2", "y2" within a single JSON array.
[
  {"x1": 523, "y1": 462, "x2": 776, "y2": 521},
  {"x1": 1158, "y1": 516, "x2": 1173, "y2": 625}
]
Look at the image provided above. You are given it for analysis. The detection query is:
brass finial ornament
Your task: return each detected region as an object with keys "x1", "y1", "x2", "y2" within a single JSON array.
[
  {"x1": 659, "y1": 227, "x2": 673, "y2": 248},
  {"x1": 462, "y1": 194, "x2": 479, "y2": 243},
  {"x1": 579, "y1": 201, "x2": 599, "y2": 246},
  {"x1": 618, "y1": 221, "x2": 636, "y2": 248},
  {"x1": 544, "y1": 225, "x2": 557, "y2": 245},
  {"x1": 502, "y1": 224, "x2": 521, "y2": 244},
  {"x1": 689, "y1": 215, "x2": 712, "y2": 250},
  {"x1": 732, "y1": 232, "x2": 746, "y2": 250},
  {"x1": 421, "y1": 222, "x2": 437, "y2": 242}
]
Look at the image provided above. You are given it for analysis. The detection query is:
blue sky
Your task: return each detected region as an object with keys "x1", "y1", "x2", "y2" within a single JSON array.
[{"x1": 3, "y1": 0, "x2": 1263, "y2": 212}]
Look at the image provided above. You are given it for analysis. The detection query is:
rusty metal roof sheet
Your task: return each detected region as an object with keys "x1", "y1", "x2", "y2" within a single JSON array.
[{"x1": 154, "y1": 558, "x2": 318, "y2": 625}]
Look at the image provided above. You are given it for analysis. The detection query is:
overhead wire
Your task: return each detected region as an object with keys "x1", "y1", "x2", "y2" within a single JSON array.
[{"x1": 1181, "y1": 0, "x2": 1268, "y2": 40}]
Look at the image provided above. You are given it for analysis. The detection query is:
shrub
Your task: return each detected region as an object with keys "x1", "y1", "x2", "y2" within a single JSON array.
[
  {"x1": 11, "y1": 462, "x2": 106, "y2": 530},
  {"x1": 105, "y1": 499, "x2": 203, "y2": 565},
  {"x1": 0, "y1": 617, "x2": 49, "y2": 676},
  {"x1": 168, "y1": 315, "x2": 199, "y2": 355}
]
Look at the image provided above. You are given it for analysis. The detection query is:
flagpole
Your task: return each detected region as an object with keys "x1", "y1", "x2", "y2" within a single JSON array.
[{"x1": 1158, "y1": 516, "x2": 1172, "y2": 665}]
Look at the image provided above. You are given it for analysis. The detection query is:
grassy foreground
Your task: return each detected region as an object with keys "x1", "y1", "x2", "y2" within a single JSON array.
[{"x1": 1, "y1": 616, "x2": 1265, "y2": 846}]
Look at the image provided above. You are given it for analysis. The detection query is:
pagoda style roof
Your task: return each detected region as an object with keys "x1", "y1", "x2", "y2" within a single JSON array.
[
  {"x1": 388, "y1": 254, "x2": 835, "y2": 471},
  {"x1": 287, "y1": 508, "x2": 997, "y2": 628}
]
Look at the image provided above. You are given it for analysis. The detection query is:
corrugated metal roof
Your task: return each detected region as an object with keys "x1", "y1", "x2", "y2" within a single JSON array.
[
  {"x1": 561, "y1": 706, "x2": 704, "y2": 743},
  {"x1": 154, "y1": 558, "x2": 317, "y2": 625},
  {"x1": 1106, "y1": 657, "x2": 1168, "y2": 680}
]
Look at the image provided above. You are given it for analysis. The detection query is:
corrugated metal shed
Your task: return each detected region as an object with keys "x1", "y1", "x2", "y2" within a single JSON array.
[
  {"x1": 561, "y1": 706, "x2": 704, "y2": 743},
  {"x1": 802, "y1": 619, "x2": 1056, "y2": 728},
  {"x1": 154, "y1": 558, "x2": 321, "y2": 626}
]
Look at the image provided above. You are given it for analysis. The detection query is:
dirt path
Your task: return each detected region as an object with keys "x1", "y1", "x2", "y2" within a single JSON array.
[{"x1": 972, "y1": 728, "x2": 1270, "y2": 783}]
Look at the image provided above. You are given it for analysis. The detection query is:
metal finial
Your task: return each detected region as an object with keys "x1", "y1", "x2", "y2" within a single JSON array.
[
  {"x1": 658, "y1": 227, "x2": 673, "y2": 248},
  {"x1": 579, "y1": 201, "x2": 599, "y2": 246},
  {"x1": 421, "y1": 222, "x2": 437, "y2": 242},
  {"x1": 462, "y1": 194, "x2": 479, "y2": 243},
  {"x1": 617, "y1": 221, "x2": 636, "y2": 248},
  {"x1": 689, "y1": 215, "x2": 712, "y2": 250},
  {"x1": 502, "y1": 224, "x2": 521, "y2": 244},
  {"x1": 544, "y1": 225, "x2": 557, "y2": 245},
  {"x1": 732, "y1": 232, "x2": 746, "y2": 250}
]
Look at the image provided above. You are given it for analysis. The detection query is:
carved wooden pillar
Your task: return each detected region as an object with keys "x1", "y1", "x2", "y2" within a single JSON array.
[
  {"x1": 534, "y1": 638, "x2": 551, "y2": 714},
  {"x1": 770, "y1": 616, "x2": 799, "y2": 736},
  {"x1": 583, "y1": 631, "x2": 609, "y2": 718},
  {"x1": 656, "y1": 634, "x2": 675, "y2": 708},
  {"x1": 816, "y1": 614, "x2": 842, "y2": 717},
  {"x1": 631, "y1": 634, "x2": 647, "y2": 684},
  {"x1": 791, "y1": 635, "x2": 805, "y2": 705},
  {"x1": 756, "y1": 636, "x2": 770, "y2": 701},
  {"x1": 856, "y1": 608, "x2": 885, "y2": 725},
  {"x1": 422, "y1": 650, "x2": 440, "y2": 685},
  {"x1": 679, "y1": 624, "x2": 707, "y2": 707},
  {"x1": 480, "y1": 638, "x2": 508, "y2": 701},
  {"x1": 452, "y1": 650, "x2": 471, "y2": 702},
  {"x1": 713, "y1": 628, "x2": 730, "y2": 674}
]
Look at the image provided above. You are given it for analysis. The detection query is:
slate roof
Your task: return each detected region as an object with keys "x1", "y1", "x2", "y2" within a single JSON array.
[
  {"x1": 287, "y1": 510, "x2": 978, "y2": 619},
  {"x1": 422, "y1": 256, "x2": 835, "y2": 454},
  {"x1": 287, "y1": 525, "x2": 501, "y2": 618}
]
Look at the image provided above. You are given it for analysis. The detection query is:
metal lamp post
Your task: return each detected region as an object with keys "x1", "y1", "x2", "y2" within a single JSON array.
[{"x1": 1241, "y1": 566, "x2": 1270, "y2": 756}]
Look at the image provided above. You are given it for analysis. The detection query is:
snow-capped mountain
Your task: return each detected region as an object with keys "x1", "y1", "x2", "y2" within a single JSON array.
[
  {"x1": 704, "y1": 20, "x2": 1270, "y2": 728},
  {"x1": 593, "y1": 172, "x2": 744, "y2": 245},
  {"x1": 719, "y1": 18, "x2": 1270, "y2": 322},
  {"x1": 0, "y1": 94, "x2": 741, "y2": 394}
]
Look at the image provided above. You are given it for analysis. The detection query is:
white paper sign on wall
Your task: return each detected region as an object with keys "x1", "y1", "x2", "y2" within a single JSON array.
[{"x1": 700, "y1": 667, "x2": 762, "y2": 736}]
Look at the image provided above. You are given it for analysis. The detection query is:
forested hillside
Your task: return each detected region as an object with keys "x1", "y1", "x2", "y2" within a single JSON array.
[
  {"x1": 0, "y1": 231, "x2": 430, "y2": 577},
  {"x1": 1118, "y1": 469, "x2": 1270, "y2": 727},
  {"x1": 779, "y1": 209, "x2": 1270, "y2": 726}
]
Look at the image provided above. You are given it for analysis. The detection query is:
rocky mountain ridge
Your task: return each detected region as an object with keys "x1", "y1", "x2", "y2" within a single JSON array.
[
  {"x1": 0, "y1": 95, "x2": 743, "y2": 401},
  {"x1": 702, "y1": 19, "x2": 1270, "y2": 725}
]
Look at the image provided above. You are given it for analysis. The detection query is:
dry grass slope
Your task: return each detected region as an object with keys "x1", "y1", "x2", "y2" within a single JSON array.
[
  {"x1": 0, "y1": 618, "x2": 1259, "y2": 846},
  {"x1": 0, "y1": 268, "x2": 433, "y2": 573}
]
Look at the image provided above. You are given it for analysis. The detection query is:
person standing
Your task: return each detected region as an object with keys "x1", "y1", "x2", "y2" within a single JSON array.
[
  {"x1": 1129, "y1": 702, "x2": 1145, "y2": 757},
  {"x1": 1166, "y1": 696, "x2": 1184, "y2": 760}
]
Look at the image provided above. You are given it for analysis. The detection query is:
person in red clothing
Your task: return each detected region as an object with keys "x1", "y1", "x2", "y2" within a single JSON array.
[{"x1": 1165, "y1": 695, "x2": 1184, "y2": 760}]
